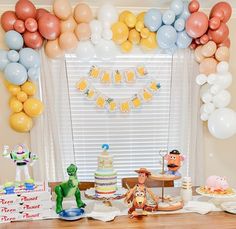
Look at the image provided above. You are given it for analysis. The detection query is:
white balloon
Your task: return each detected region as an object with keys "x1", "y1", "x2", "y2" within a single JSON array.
[
  {"x1": 210, "y1": 84, "x2": 221, "y2": 95},
  {"x1": 212, "y1": 90, "x2": 231, "y2": 108},
  {"x1": 200, "y1": 83, "x2": 210, "y2": 97},
  {"x1": 200, "y1": 112, "x2": 209, "y2": 121},
  {"x1": 215, "y1": 72, "x2": 232, "y2": 90},
  {"x1": 217, "y1": 61, "x2": 229, "y2": 73},
  {"x1": 102, "y1": 29, "x2": 113, "y2": 40},
  {"x1": 76, "y1": 41, "x2": 95, "y2": 60},
  {"x1": 91, "y1": 33, "x2": 102, "y2": 45},
  {"x1": 89, "y1": 20, "x2": 103, "y2": 34},
  {"x1": 196, "y1": 74, "x2": 207, "y2": 85},
  {"x1": 207, "y1": 73, "x2": 217, "y2": 85},
  {"x1": 203, "y1": 103, "x2": 215, "y2": 114},
  {"x1": 97, "y1": 4, "x2": 118, "y2": 26},
  {"x1": 95, "y1": 39, "x2": 118, "y2": 60},
  {"x1": 201, "y1": 91, "x2": 213, "y2": 103},
  {"x1": 208, "y1": 108, "x2": 236, "y2": 139}
]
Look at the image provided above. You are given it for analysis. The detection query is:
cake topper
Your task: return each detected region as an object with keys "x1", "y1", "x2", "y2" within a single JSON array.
[
  {"x1": 102, "y1": 144, "x2": 109, "y2": 155},
  {"x1": 55, "y1": 164, "x2": 86, "y2": 214},
  {"x1": 2, "y1": 144, "x2": 38, "y2": 184},
  {"x1": 125, "y1": 168, "x2": 158, "y2": 218},
  {"x1": 164, "y1": 150, "x2": 185, "y2": 177}
]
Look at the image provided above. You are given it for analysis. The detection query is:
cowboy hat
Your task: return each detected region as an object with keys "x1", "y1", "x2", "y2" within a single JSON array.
[{"x1": 134, "y1": 168, "x2": 151, "y2": 176}]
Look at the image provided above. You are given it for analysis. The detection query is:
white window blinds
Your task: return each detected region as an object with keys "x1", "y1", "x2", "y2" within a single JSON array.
[{"x1": 63, "y1": 53, "x2": 185, "y2": 184}]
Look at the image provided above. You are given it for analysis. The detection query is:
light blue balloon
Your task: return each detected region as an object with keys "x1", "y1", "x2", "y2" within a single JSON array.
[
  {"x1": 157, "y1": 25, "x2": 177, "y2": 49},
  {"x1": 170, "y1": 0, "x2": 184, "y2": 16},
  {"x1": 19, "y1": 48, "x2": 40, "y2": 70},
  {"x1": 4, "y1": 63, "x2": 27, "y2": 85},
  {"x1": 28, "y1": 67, "x2": 40, "y2": 81},
  {"x1": 162, "y1": 10, "x2": 176, "y2": 25},
  {"x1": 174, "y1": 18, "x2": 185, "y2": 32},
  {"x1": 144, "y1": 9, "x2": 162, "y2": 32},
  {"x1": 0, "y1": 49, "x2": 10, "y2": 71},
  {"x1": 7, "y1": 50, "x2": 20, "y2": 62},
  {"x1": 5, "y1": 30, "x2": 24, "y2": 50},
  {"x1": 179, "y1": 2, "x2": 190, "y2": 20},
  {"x1": 166, "y1": 44, "x2": 178, "y2": 55},
  {"x1": 176, "y1": 30, "x2": 192, "y2": 49}
]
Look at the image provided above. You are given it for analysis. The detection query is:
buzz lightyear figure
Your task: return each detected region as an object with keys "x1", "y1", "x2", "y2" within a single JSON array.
[{"x1": 2, "y1": 144, "x2": 38, "y2": 183}]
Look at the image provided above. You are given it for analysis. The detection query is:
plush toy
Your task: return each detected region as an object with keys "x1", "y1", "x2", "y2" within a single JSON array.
[
  {"x1": 55, "y1": 164, "x2": 86, "y2": 214},
  {"x1": 125, "y1": 168, "x2": 158, "y2": 218}
]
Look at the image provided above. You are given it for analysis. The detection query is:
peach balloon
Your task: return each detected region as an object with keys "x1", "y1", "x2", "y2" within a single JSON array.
[
  {"x1": 201, "y1": 41, "x2": 217, "y2": 57},
  {"x1": 60, "y1": 16, "x2": 77, "y2": 33},
  {"x1": 59, "y1": 32, "x2": 78, "y2": 51},
  {"x1": 53, "y1": 0, "x2": 72, "y2": 20},
  {"x1": 75, "y1": 23, "x2": 91, "y2": 41},
  {"x1": 199, "y1": 58, "x2": 218, "y2": 75},
  {"x1": 45, "y1": 39, "x2": 64, "y2": 59},
  {"x1": 74, "y1": 3, "x2": 93, "y2": 23},
  {"x1": 215, "y1": 46, "x2": 230, "y2": 62},
  {"x1": 218, "y1": 38, "x2": 231, "y2": 48},
  {"x1": 194, "y1": 45, "x2": 204, "y2": 63},
  {"x1": 200, "y1": 34, "x2": 209, "y2": 45}
]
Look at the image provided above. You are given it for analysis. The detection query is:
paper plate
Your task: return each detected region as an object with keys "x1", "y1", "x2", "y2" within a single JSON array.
[
  {"x1": 221, "y1": 202, "x2": 236, "y2": 214},
  {"x1": 59, "y1": 208, "x2": 85, "y2": 221},
  {"x1": 196, "y1": 187, "x2": 236, "y2": 198}
]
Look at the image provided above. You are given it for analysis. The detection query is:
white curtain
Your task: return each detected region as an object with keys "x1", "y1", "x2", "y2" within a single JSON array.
[
  {"x1": 170, "y1": 49, "x2": 204, "y2": 185},
  {"x1": 30, "y1": 50, "x2": 74, "y2": 181}
]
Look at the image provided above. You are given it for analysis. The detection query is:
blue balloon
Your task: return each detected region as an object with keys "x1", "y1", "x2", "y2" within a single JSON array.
[
  {"x1": 19, "y1": 48, "x2": 40, "y2": 70},
  {"x1": 7, "y1": 50, "x2": 20, "y2": 62},
  {"x1": 174, "y1": 18, "x2": 185, "y2": 32},
  {"x1": 176, "y1": 30, "x2": 192, "y2": 49},
  {"x1": 170, "y1": 0, "x2": 184, "y2": 16},
  {"x1": 162, "y1": 10, "x2": 176, "y2": 25},
  {"x1": 166, "y1": 44, "x2": 178, "y2": 55},
  {"x1": 0, "y1": 49, "x2": 10, "y2": 71},
  {"x1": 28, "y1": 67, "x2": 40, "y2": 81},
  {"x1": 5, "y1": 30, "x2": 24, "y2": 51},
  {"x1": 157, "y1": 25, "x2": 177, "y2": 49},
  {"x1": 144, "y1": 9, "x2": 162, "y2": 32},
  {"x1": 179, "y1": 2, "x2": 190, "y2": 20},
  {"x1": 4, "y1": 63, "x2": 27, "y2": 85}
]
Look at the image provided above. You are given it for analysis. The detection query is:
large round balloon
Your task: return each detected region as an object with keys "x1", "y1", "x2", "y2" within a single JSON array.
[
  {"x1": 176, "y1": 30, "x2": 192, "y2": 49},
  {"x1": 199, "y1": 58, "x2": 218, "y2": 75},
  {"x1": 19, "y1": 48, "x2": 40, "y2": 69},
  {"x1": 76, "y1": 41, "x2": 95, "y2": 60},
  {"x1": 157, "y1": 25, "x2": 177, "y2": 49},
  {"x1": 15, "y1": 0, "x2": 37, "y2": 21},
  {"x1": 186, "y1": 12, "x2": 209, "y2": 38},
  {"x1": 53, "y1": 0, "x2": 72, "y2": 20},
  {"x1": 45, "y1": 39, "x2": 64, "y2": 59},
  {"x1": 23, "y1": 31, "x2": 44, "y2": 49},
  {"x1": 170, "y1": 0, "x2": 184, "y2": 16},
  {"x1": 95, "y1": 39, "x2": 118, "y2": 59},
  {"x1": 4, "y1": 62, "x2": 27, "y2": 85},
  {"x1": 144, "y1": 9, "x2": 162, "y2": 32},
  {"x1": 9, "y1": 112, "x2": 33, "y2": 132},
  {"x1": 59, "y1": 32, "x2": 78, "y2": 51},
  {"x1": 208, "y1": 108, "x2": 236, "y2": 139},
  {"x1": 24, "y1": 98, "x2": 44, "y2": 117},
  {"x1": 38, "y1": 13, "x2": 60, "y2": 40},
  {"x1": 74, "y1": 3, "x2": 93, "y2": 23},
  {"x1": 208, "y1": 23, "x2": 229, "y2": 44},
  {"x1": 162, "y1": 10, "x2": 175, "y2": 25},
  {"x1": 210, "y1": 2, "x2": 232, "y2": 23},
  {"x1": 0, "y1": 50, "x2": 10, "y2": 71},
  {"x1": 212, "y1": 90, "x2": 231, "y2": 108},
  {"x1": 97, "y1": 3, "x2": 118, "y2": 26},
  {"x1": 111, "y1": 22, "x2": 129, "y2": 45},
  {"x1": 5, "y1": 30, "x2": 24, "y2": 50},
  {"x1": 0, "y1": 11, "x2": 17, "y2": 32}
]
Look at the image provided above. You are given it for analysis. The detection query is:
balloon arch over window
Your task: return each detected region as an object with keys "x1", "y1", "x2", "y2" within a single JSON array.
[{"x1": 0, "y1": 0, "x2": 235, "y2": 139}]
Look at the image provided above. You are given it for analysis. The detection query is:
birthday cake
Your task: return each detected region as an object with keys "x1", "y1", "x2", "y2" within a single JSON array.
[{"x1": 94, "y1": 144, "x2": 117, "y2": 195}]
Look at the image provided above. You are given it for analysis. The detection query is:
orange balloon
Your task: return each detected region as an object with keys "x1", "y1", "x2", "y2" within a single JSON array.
[
  {"x1": 59, "y1": 32, "x2": 78, "y2": 51},
  {"x1": 215, "y1": 46, "x2": 230, "y2": 61},
  {"x1": 9, "y1": 112, "x2": 33, "y2": 132},
  {"x1": 16, "y1": 91, "x2": 28, "y2": 102},
  {"x1": 140, "y1": 32, "x2": 157, "y2": 50},
  {"x1": 53, "y1": 0, "x2": 72, "y2": 20},
  {"x1": 75, "y1": 23, "x2": 91, "y2": 41},
  {"x1": 74, "y1": 3, "x2": 93, "y2": 23},
  {"x1": 128, "y1": 29, "x2": 141, "y2": 45},
  {"x1": 9, "y1": 97, "x2": 23, "y2": 113},
  {"x1": 111, "y1": 22, "x2": 129, "y2": 45},
  {"x1": 23, "y1": 98, "x2": 44, "y2": 117},
  {"x1": 45, "y1": 39, "x2": 64, "y2": 59},
  {"x1": 201, "y1": 41, "x2": 217, "y2": 57},
  {"x1": 6, "y1": 83, "x2": 21, "y2": 95},
  {"x1": 194, "y1": 45, "x2": 204, "y2": 63},
  {"x1": 60, "y1": 16, "x2": 77, "y2": 33},
  {"x1": 119, "y1": 11, "x2": 131, "y2": 23},
  {"x1": 121, "y1": 40, "x2": 133, "y2": 53},
  {"x1": 199, "y1": 58, "x2": 218, "y2": 75},
  {"x1": 21, "y1": 81, "x2": 36, "y2": 96}
]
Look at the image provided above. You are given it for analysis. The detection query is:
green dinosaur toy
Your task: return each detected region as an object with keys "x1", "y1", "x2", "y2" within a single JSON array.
[{"x1": 55, "y1": 164, "x2": 86, "y2": 214}]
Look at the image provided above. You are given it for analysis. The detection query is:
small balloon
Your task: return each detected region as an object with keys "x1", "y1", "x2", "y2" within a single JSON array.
[
  {"x1": 144, "y1": 9, "x2": 162, "y2": 32},
  {"x1": 102, "y1": 29, "x2": 113, "y2": 40},
  {"x1": 28, "y1": 67, "x2": 40, "y2": 81},
  {"x1": 89, "y1": 20, "x2": 103, "y2": 34},
  {"x1": 208, "y1": 23, "x2": 229, "y2": 44},
  {"x1": 209, "y1": 17, "x2": 221, "y2": 30},
  {"x1": 60, "y1": 16, "x2": 77, "y2": 33},
  {"x1": 9, "y1": 112, "x2": 33, "y2": 132},
  {"x1": 74, "y1": 3, "x2": 93, "y2": 23},
  {"x1": 25, "y1": 18, "x2": 38, "y2": 32},
  {"x1": 210, "y1": 2, "x2": 232, "y2": 23},
  {"x1": 200, "y1": 34, "x2": 209, "y2": 45},
  {"x1": 24, "y1": 98, "x2": 44, "y2": 117},
  {"x1": 21, "y1": 81, "x2": 36, "y2": 96},
  {"x1": 0, "y1": 50, "x2": 10, "y2": 70},
  {"x1": 95, "y1": 39, "x2": 118, "y2": 60},
  {"x1": 36, "y1": 8, "x2": 49, "y2": 21},
  {"x1": 97, "y1": 3, "x2": 118, "y2": 26},
  {"x1": 157, "y1": 25, "x2": 177, "y2": 49},
  {"x1": 19, "y1": 48, "x2": 40, "y2": 69},
  {"x1": 13, "y1": 20, "x2": 26, "y2": 33},
  {"x1": 45, "y1": 39, "x2": 64, "y2": 59},
  {"x1": 7, "y1": 50, "x2": 20, "y2": 62},
  {"x1": 59, "y1": 32, "x2": 78, "y2": 51},
  {"x1": 201, "y1": 41, "x2": 217, "y2": 57},
  {"x1": 188, "y1": 0, "x2": 200, "y2": 13},
  {"x1": 5, "y1": 30, "x2": 24, "y2": 50},
  {"x1": 215, "y1": 46, "x2": 230, "y2": 62},
  {"x1": 194, "y1": 45, "x2": 204, "y2": 63},
  {"x1": 76, "y1": 41, "x2": 95, "y2": 60},
  {"x1": 218, "y1": 38, "x2": 231, "y2": 48},
  {"x1": 23, "y1": 31, "x2": 44, "y2": 49},
  {"x1": 111, "y1": 22, "x2": 129, "y2": 45},
  {"x1": 213, "y1": 90, "x2": 231, "y2": 108},
  {"x1": 162, "y1": 10, "x2": 175, "y2": 25},
  {"x1": 53, "y1": 0, "x2": 72, "y2": 20},
  {"x1": 176, "y1": 30, "x2": 192, "y2": 49},
  {"x1": 170, "y1": 0, "x2": 184, "y2": 16},
  {"x1": 174, "y1": 18, "x2": 185, "y2": 32},
  {"x1": 199, "y1": 58, "x2": 218, "y2": 75},
  {"x1": 75, "y1": 23, "x2": 91, "y2": 41},
  {"x1": 0, "y1": 11, "x2": 17, "y2": 32},
  {"x1": 216, "y1": 61, "x2": 229, "y2": 73}
]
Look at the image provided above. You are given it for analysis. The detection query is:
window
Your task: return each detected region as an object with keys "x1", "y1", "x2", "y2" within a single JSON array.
[{"x1": 62, "y1": 53, "x2": 186, "y2": 184}]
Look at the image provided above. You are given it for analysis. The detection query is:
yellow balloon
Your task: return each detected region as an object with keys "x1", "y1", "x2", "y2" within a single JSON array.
[
  {"x1": 137, "y1": 12, "x2": 146, "y2": 22},
  {"x1": 121, "y1": 40, "x2": 133, "y2": 53},
  {"x1": 112, "y1": 22, "x2": 129, "y2": 45},
  {"x1": 140, "y1": 32, "x2": 158, "y2": 50},
  {"x1": 9, "y1": 112, "x2": 33, "y2": 132},
  {"x1": 23, "y1": 98, "x2": 44, "y2": 117},
  {"x1": 9, "y1": 97, "x2": 23, "y2": 113},
  {"x1": 6, "y1": 83, "x2": 21, "y2": 96},
  {"x1": 16, "y1": 91, "x2": 28, "y2": 102},
  {"x1": 140, "y1": 28, "x2": 150, "y2": 39},
  {"x1": 119, "y1": 10, "x2": 131, "y2": 23},
  {"x1": 135, "y1": 20, "x2": 144, "y2": 32},
  {"x1": 128, "y1": 29, "x2": 141, "y2": 45},
  {"x1": 21, "y1": 81, "x2": 36, "y2": 96},
  {"x1": 124, "y1": 12, "x2": 136, "y2": 28}
]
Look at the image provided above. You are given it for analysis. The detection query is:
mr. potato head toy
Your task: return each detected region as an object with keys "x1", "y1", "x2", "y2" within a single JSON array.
[{"x1": 164, "y1": 150, "x2": 185, "y2": 177}]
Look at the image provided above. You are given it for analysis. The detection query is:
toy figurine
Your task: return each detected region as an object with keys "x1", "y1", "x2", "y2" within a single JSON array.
[
  {"x1": 164, "y1": 150, "x2": 185, "y2": 177},
  {"x1": 125, "y1": 168, "x2": 158, "y2": 218},
  {"x1": 2, "y1": 144, "x2": 38, "y2": 184},
  {"x1": 55, "y1": 164, "x2": 86, "y2": 214}
]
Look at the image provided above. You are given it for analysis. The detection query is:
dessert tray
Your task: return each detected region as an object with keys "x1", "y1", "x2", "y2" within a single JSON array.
[{"x1": 196, "y1": 187, "x2": 236, "y2": 198}]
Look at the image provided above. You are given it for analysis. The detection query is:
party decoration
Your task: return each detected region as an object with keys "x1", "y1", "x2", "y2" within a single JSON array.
[
  {"x1": 60, "y1": 16, "x2": 77, "y2": 33},
  {"x1": 111, "y1": 22, "x2": 129, "y2": 45},
  {"x1": 97, "y1": 3, "x2": 118, "y2": 26},
  {"x1": 23, "y1": 31, "x2": 43, "y2": 49},
  {"x1": 0, "y1": 11, "x2": 17, "y2": 32},
  {"x1": 19, "y1": 47, "x2": 40, "y2": 69},
  {"x1": 0, "y1": 50, "x2": 10, "y2": 70},
  {"x1": 53, "y1": 0, "x2": 72, "y2": 20},
  {"x1": 15, "y1": 0, "x2": 37, "y2": 21},
  {"x1": 158, "y1": 25, "x2": 177, "y2": 49},
  {"x1": 76, "y1": 41, "x2": 95, "y2": 60},
  {"x1": 95, "y1": 39, "x2": 118, "y2": 60},
  {"x1": 9, "y1": 112, "x2": 33, "y2": 132},
  {"x1": 59, "y1": 32, "x2": 78, "y2": 51},
  {"x1": 5, "y1": 30, "x2": 24, "y2": 50},
  {"x1": 144, "y1": 9, "x2": 162, "y2": 32},
  {"x1": 170, "y1": 0, "x2": 184, "y2": 16},
  {"x1": 45, "y1": 39, "x2": 64, "y2": 59},
  {"x1": 23, "y1": 98, "x2": 44, "y2": 117},
  {"x1": 75, "y1": 23, "x2": 91, "y2": 41},
  {"x1": 55, "y1": 164, "x2": 86, "y2": 214},
  {"x1": 74, "y1": 3, "x2": 93, "y2": 23}
]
